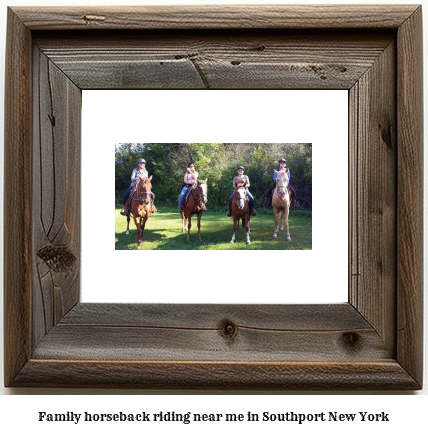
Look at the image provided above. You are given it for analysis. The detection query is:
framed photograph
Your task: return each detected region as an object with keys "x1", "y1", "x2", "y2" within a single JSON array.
[
  {"x1": 111, "y1": 142, "x2": 314, "y2": 251},
  {"x1": 4, "y1": 5, "x2": 422, "y2": 389}
]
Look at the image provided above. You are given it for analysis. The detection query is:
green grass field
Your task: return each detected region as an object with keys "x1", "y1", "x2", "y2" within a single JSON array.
[{"x1": 115, "y1": 206, "x2": 312, "y2": 250}]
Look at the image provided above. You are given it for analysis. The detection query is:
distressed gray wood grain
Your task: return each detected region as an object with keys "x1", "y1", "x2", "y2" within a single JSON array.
[
  {"x1": 12, "y1": 5, "x2": 420, "y2": 30},
  {"x1": 349, "y1": 40, "x2": 396, "y2": 352},
  {"x1": 4, "y1": 8, "x2": 32, "y2": 389},
  {"x1": 32, "y1": 46, "x2": 81, "y2": 351},
  {"x1": 35, "y1": 31, "x2": 394, "y2": 89},
  {"x1": 61, "y1": 303, "x2": 370, "y2": 329},
  {"x1": 396, "y1": 6, "x2": 424, "y2": 386},
  {"x1": 32, "y1": 304, "x2": 392, "y2": 362},
  {"x1": 12, "y1": 360, "x2": 419, "y2": 390},
  {"x1": 33, "y1": 326, "x2": 391, "y2": 362}
]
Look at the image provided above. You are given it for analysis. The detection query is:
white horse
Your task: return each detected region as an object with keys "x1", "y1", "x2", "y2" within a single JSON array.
[{"x1": 272, "y1": 169, "x2": 291, "y2": 241}]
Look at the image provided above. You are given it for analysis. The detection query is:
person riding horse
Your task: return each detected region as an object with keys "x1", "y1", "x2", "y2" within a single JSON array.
[
  {"x1": 120, "y1": 158, "x2": 157, "y2": 216},
  {"x1": 264, "y1": 158, "x2": 296, "y2": 208},
  {"x1": 178, "y1": 162, "x2": 207, "y2": 211},
  {"x1": 226, "y1": 166, "x2": 257, "y2": 217}
]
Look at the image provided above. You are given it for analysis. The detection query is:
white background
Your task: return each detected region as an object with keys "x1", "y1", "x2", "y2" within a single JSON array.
[
  {"x1": 0, "y1": 0, "x2": 426, "y2": 431},
  {"x1": 82, "y1": 90, "x2": 348, "y2": 303}
]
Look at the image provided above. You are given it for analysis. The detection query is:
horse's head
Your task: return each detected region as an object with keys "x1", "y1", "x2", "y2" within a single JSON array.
[
  {"x1": 196, "y1": 178, "x2": 208, "y2": 204},
  {"x1": 234, "y1": 183, "x2": 248, "y2": 209},
  {"x1": 136, "y1": 175, "x2": 153, "y2": 204},
  {"x1": 274, "y1": 170, "x2": 289, "y2": 197}
]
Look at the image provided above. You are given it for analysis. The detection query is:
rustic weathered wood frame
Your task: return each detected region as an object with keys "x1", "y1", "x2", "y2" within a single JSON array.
[{"x1": 4, "y1": 5, "x2": 423, "y2": 389}]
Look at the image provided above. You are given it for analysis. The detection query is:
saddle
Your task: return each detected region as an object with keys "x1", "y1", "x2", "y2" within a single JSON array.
[
  {"x1": 183, "y1": 184, "x2": 196, "y2": 205},
  {"x1": 181, "y1": 184, "x2": 207, "y2": 214}
]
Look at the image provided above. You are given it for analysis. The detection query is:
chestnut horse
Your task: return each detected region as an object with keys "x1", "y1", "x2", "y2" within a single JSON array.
[
  {"x1": 230, "y1": 182, "x2": 251, "y2": 245},
  {"x1": 181, "y1": 179, "x2": 208, "y2": 241},
  {"x1": 272, "y1": 169, "x2": 291, "y2": 241},
  {"x1": 126, "y1": 175, "x2": 153, "y2": 248}
]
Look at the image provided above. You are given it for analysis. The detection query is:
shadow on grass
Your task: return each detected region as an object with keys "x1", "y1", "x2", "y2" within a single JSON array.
[
  {"x1": 116, "y1": 228, "x2": 170, "y2": 250},
  {"x1": 115, "y1": 206, "x2": 312, "y2": 250}
]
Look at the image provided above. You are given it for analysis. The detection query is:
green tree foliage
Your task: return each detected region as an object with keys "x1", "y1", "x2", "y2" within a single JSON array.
[
  {"x1": 283, "y1": 143, "x2": 312, "y2": 208},
  {"x1": 115, "y1": 143, "x2": 312, "y2": 209}
]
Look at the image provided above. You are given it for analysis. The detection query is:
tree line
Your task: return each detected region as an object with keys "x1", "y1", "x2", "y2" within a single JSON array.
[{"x1": 115, "y1": 143, "x2": 312, "y2": 209}]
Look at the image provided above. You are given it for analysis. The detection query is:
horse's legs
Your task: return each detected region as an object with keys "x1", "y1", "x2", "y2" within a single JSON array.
[
  {"x1": 181, "y1": 211, "x2": 187, "y2": 232},
  {"x1": 230, "y1": 217, "x2": 237, "y2": 243},
  {"x1": 280, "y1": 210, "x2": 284, "y2": 231},
  {"x1": 140, "y1": 217, "x2": 147, "y2": 243},
  {"x1": 285, "y1": 208, "x2": 291, "y2": 241},
  {"x1": 273, "y1": 208, "x2": 279, "y2": 239},
  {"x1": 197, "y1": 212, "x2": 202, "y2": 241},
  {"x1": 244, "y1": 217, "x2": 251, "y2": 245},
  {"x1": 134, "y1": 216, "x2": 142, "y2": 248},
  {"x1": 126, "y1": 215, "x2": 130, "y2": 235},
  {"x1": 187, "y1": 215, "x2": 191, "y2": 240}
]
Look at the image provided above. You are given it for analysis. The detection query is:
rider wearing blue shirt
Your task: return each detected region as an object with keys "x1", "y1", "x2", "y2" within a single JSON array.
[
  {"x1": 273, "y1": 165, "x2": 290, "y2": 182},
  {"x1": 264, "y1": 158, "x2": 295, "y2": 208},
  {"x1": 178, "y1": 162, "x2": 207, "y2": 211}
]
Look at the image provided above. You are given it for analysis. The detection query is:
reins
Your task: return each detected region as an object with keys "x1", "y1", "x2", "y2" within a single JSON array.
[
  {"x1": 191, "y1": 183, "x2": 207, "y2": 206},
  {"x1": 130, "y1": 179, "x2": 152, "y2": 205}
]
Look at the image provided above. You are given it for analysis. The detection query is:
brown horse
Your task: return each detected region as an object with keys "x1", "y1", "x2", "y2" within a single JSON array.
[
  {"x1": 181, "y1": 179, "x2": 208, "y2": 241},
  {"x1": 126, "y1": 175, "x2": 153, "y2": 248},
  {"x1": 230, "y1": 182, "x2": 251, "y2": 245},
  {"x1": 272, "y1": 170, "x2": 291, "y2": 241}
]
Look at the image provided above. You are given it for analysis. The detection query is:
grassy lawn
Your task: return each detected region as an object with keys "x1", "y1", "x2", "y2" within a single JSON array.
[{"x1": 115, "y1": 206, "x2": 312, "y2": 250}]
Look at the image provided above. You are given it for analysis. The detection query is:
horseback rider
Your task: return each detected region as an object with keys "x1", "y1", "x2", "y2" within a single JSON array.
[
  {"x1": 120, "y1": 158, "x2": 157, "y2": 216},
  {"x1": 226, "y1": 166, "x2": 257, "y2": 217},
  {"x1": 178, "y1": 162, "x2": 207, "y2": 211},
  {"x1": 264, "y1": 158, "x2": 296, "y2": 208}
]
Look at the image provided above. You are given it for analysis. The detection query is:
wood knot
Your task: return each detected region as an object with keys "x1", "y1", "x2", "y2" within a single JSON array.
[
  {"x1": 37, "y1": 246, "x2": 76, "y2": 272},
  {"x1": 341, "y1": 332, "x2": 361, "y2": 351},
  {"x1": 219, "y1": 320, "x2": 238, "y2": 340},
  {"x1": 378, "y1": 123, "x2": 393, "y2": 149}
]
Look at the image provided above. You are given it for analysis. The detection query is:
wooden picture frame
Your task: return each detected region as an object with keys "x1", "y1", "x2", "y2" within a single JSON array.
[{"x1": 4, "y1": 5, "x2": 423, "y2": 389}]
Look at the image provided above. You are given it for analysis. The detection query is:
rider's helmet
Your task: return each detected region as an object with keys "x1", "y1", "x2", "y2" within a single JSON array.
[
  {"x1": 138, "y1": 158, "x2": 146, "y2": 163},
  {"x1": 238, "y1": 166, "x2": 245, "y2": 171},
  {"x1": 279, "y1": 158, "x2": 286, "y2": 163}
]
